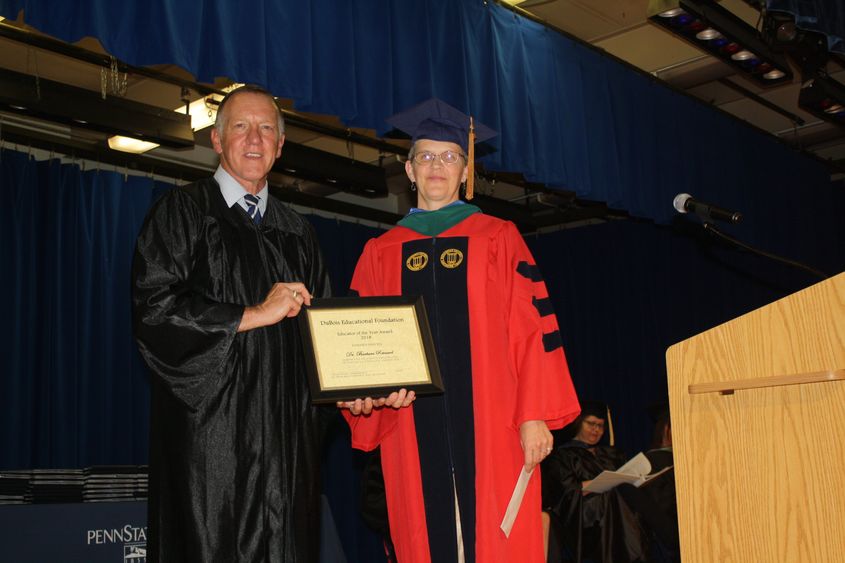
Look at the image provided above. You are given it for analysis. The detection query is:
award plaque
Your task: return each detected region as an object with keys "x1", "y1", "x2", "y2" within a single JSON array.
[{"x1": 298, "y1": 296, "x2": 444, "y2": 404}]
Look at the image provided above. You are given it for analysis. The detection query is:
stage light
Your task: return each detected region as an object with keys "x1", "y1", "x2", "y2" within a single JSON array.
[
  {"x1": 763, "y1": 11, "x2": 801, "y2": 46},
  {"x1": 648, "y1": 0, "x2": 793, "y2": 86},
  {"x1": 731, "y1": 50, "x2": 755, "y2": 61},
  {"x1": 762, "y1": 10, "x2": 829, "y2": 80},
  {"x1": 657, "y1": 8, "x2": 685, "y2": 18},
  {"x1": 798, "y1": 74, "x2": 845, "y2": 128},
  {"x1": 696, "y1": 28, "x2": 721, "y2": 41}
]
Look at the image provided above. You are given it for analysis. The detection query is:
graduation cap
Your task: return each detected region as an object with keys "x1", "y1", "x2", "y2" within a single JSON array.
[
  {"x1": 386, "y1": 98, "x2": 497, "y2": 200},
  {"x1": 580, "y1": 400, "x2": 609, "y2": 420}
]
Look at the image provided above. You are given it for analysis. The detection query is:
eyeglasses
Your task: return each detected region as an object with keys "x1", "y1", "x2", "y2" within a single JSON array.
[
  {"x1": 412, "y1": 150, "x2": 466, "y2": 166},
  {"x1": 583, "y1": 420, "x2": 605, "y2": 431}
]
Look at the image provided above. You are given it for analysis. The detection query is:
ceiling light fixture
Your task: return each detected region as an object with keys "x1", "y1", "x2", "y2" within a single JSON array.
[
  {"x1": 647, "y1": 0, "x2": 793, "y2": 86},
  {"x1": 695, "y1": 28, "x2": 721, "y2": 41},
  {"x1": 658, "y1": 8, "x2": 685, "y2": 18},
  {"x1": 107, "y1": 135, "x2": 160, "y2": 154}
]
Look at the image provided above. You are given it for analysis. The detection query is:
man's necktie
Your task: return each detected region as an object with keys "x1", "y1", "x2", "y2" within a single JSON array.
[{"x1": 244, "y1": 194, "x2": 262, "y2": 224}]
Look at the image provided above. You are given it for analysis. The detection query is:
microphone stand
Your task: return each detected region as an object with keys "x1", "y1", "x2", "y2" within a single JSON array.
[{"x1": 702, "y1": 222, "x2": 829, "y2": 281}]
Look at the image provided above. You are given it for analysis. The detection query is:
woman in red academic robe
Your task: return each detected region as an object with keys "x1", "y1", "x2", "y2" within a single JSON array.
[{"x1": 339, "y1": 98, "x2": 580, "y2": 563}]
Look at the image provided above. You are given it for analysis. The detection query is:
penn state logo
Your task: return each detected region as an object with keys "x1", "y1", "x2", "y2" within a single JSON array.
[
  {"x1": 406, "y1": 251, "x2": 429, "y2": 271},
  {"x1": 124, "y1": 544, "x2": 147, "y2": 561},
  {"x1": 440, "y1": 249, "x2": 464, "y2": 269}
]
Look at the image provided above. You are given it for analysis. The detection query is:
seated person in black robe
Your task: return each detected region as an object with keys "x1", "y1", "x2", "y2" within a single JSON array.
[{"x1": 541, "y1": 401, "x2": 649, "y2": 563}]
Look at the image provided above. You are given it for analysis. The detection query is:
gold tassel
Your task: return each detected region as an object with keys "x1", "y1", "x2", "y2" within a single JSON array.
[
  {"x1": 466, "y1": 116, "x2": 475, "y2": 200},
  {"x1": 606, "y1": 405, "x2": 615, "y2": 447}
]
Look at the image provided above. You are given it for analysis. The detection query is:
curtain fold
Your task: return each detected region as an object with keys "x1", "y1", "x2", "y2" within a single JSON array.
[{"x1": 1, "y1": 0, "x2": 836, "y2": 228}]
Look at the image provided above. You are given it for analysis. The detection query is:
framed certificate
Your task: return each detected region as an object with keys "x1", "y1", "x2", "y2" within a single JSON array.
[{"x1": 298, "y1": 296, "x2": 444, "y2": 404}]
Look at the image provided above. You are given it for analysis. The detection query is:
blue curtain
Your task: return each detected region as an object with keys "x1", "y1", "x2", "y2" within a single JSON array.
[
  {"x1": 767, "y1": 0, "x2": 844, "y2": 53},
  {"x1": 0, "y1": 150, "x2": 159, "y2": 469},
  {"x1": 1, "y1": 0, "x2": 837, "y2": 230}
]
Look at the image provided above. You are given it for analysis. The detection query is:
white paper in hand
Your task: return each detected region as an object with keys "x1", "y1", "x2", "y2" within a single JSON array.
[{"x1": 500, "y1": 467, "x2": 533, "y2": 537}]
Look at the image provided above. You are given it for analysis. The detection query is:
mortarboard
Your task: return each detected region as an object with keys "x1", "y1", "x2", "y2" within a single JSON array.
[
  {"x1": 579, "y1": 400, "x2": 610, "y2": 420},
  {"x1": 386, "y1": 98, "x2": 497, "y2": 200}
]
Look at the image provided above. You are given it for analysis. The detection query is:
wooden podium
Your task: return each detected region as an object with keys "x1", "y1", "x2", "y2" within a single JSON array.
[{"x1": 666, "y1": 273, "x2": 845, "y2": 563}]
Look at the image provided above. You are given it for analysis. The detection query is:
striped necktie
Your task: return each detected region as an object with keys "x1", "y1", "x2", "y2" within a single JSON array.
[{"x1": 244, "y1": 194, "x2": 262, "y2": 224}]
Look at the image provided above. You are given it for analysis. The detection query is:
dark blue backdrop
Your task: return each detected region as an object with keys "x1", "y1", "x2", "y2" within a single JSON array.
[{"x1": 0, "y1": 0, "x2": 838, "y2": 232}]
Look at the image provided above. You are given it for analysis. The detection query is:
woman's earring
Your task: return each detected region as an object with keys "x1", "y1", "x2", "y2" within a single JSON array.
[{"x1": 411, "y1": 182, "x2": 417, "y2": 192}]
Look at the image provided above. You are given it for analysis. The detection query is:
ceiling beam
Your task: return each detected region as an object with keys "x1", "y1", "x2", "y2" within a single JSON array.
[{"x1": 0, "y1": 67, "x2": 194, "y2": 148}]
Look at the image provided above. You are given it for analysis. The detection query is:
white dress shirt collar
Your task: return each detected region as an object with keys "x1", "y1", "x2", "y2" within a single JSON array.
[{"x1": 214, "y1": 166, "x2": 269, "y2": 215}]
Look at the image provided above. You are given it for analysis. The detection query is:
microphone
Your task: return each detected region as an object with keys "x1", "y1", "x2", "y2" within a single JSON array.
[{"x1": 673, "y1": 193, "x2": 742, "y2": 224}]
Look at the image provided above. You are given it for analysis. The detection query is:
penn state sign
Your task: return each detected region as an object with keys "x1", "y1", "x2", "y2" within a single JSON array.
[{"x1": 0, "y1": 501, "x2": 147, "y2": 562}]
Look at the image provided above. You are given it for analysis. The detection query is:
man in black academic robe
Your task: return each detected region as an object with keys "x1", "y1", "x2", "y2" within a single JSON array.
[{"x1": 132, "y1": 85, "x2": 330, "y2": 563}]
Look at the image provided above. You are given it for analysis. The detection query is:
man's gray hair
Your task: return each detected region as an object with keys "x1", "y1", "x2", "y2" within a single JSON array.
[{"x1": 214, "y1": 84, "x2": 285, "y2": 137}]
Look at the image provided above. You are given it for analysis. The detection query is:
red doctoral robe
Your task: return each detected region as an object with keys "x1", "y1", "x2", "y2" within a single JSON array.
[{"x1": 345, "y1": 209, "x2": 579, "y2": 563}]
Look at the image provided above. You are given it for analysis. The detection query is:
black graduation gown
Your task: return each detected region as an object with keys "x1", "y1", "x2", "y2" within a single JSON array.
[
  {"x1": 634, "y1": 449, "x2": 680, "y2": 561},
  {"x1": 132, "y1": 178, "x2": 330, "y2": 563},
  {"x1": 541, "y1": 441, "x2": 648, "y2": 563}
]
